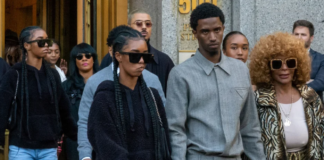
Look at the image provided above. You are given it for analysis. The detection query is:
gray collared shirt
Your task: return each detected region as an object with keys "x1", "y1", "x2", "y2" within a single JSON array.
[{"x1": 165, "y1": 50, "x2": 265, "y2": 160}]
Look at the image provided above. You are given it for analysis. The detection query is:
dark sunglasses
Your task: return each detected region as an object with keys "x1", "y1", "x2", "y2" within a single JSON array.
[
  {"x1": 270, "y1": 58, "x2": 297, "y2": 70},
  {"x1": 76, "y1": 53, "x2": 92, "y2": 60},
  {"x1": 134, "y1": 20, "x2": 153, "y2": 28},
  {"x1": 119, "y1": 52, "x2": 153, "y2": 63},
  {"x1": 26, "y1": 39, "x2": 53, "y2": 47}
]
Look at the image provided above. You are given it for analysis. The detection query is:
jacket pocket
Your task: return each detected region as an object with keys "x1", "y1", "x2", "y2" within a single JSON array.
[{"x1": 28, "y1": 115, "x2": 59, "y2": 141}]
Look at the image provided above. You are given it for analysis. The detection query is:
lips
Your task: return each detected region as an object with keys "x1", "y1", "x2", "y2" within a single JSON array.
[
  {"x1": 209, "y1": 44, "x2": 219, "y2": 48},
  {"x1": 82, "y1": 63, "x2": 89, "y2": 67},
  {"x1": 141, "y1": 32, "x2": 148, "y2": 36},
  {"x1": 279, "y1": 74, "x2": 289, "y2": 79}
]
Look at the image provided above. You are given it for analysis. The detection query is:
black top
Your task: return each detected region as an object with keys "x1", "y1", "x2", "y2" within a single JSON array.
[
  {"x1": 0, "y1": 62, "x2": 77, "y2": 148},
  {"x1": 88, "y1": 80, "x2": 170, "y2": 160},
  {"x1": 146, "y1": 44, "x2": 174, "y2": 95},
  {"x1": 0, "y1": 58, "x2": 10, "y2": 82},
  {"x1": 308, "y1": 49, "x2": 324, "y2": 101},
  {"x1": 99, "y1": 44, "x2": 175, "y2": 95},
  {"x1": 99, "y1": 53, "x2": 113, "y2": 70}
]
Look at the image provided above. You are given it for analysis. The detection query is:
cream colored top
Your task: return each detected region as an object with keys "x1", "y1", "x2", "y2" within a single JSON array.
[{"x1": 279, "y1": 98, "x2": 308, "y2": 152}]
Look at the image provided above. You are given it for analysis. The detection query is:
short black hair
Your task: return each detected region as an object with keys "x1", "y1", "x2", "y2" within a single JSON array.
[
  {"x1": 222, "y1": 31, "x2": 248, "y2": 50},
  {"x1": 106, "y1": 25, "x2": 132, "y2": 47},
  {"x1": 293, "y1": 20, "x2": 314, "y2": 36},
  {"x1": 190, "y1": 3, "x2": 225, "y2": 31}
]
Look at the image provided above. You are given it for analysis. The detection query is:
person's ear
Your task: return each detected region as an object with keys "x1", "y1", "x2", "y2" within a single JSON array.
[
  {"x1": 115, "y1": 52, "x2": 122, "y2": 63},
  {"x1": 24, "y1": 42, "x2": 31, "y2": 51},
  {"x1": 192, "y1": 30, "x2": 197, "y2": 39}
]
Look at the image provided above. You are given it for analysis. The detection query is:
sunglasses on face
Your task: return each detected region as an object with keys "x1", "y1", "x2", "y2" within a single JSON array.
[
  {"x1": 76, "y1": 53, "x2": 92, "y2": 60},
  {"x1": 134, "y1": 21, "x2": 152, "y2": 28},
  {"x1": 119, "y1": 52, "x2": 153, "y2": 63},
  {"x1": 26, "y1": 39, "x2": 53, "y2": 47},
  {"x1": 270, "y1": 58, "x2": 297, "y2": 70}
]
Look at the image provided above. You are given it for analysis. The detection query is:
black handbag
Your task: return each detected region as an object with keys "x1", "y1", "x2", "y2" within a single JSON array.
[
  {"x1": 7, "y1": 70, "x2": 19, "y2": 130},
  {"x1": 148, "y1": 88, "x2": 171, "y2": 160}
]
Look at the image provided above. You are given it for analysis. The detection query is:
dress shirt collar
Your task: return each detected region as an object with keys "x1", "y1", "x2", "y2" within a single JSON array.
[{"x1": 194, "y1": 49, "x2": 231, "y2": 75}]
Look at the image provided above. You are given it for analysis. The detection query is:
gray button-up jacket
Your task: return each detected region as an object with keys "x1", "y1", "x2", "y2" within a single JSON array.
[{"x1": 165, "y1": 50, "x2": 265, "y2": 160}]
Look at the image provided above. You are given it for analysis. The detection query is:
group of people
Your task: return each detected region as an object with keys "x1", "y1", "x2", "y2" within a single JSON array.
[{"x1": 0, "y1": 2, "x2": 323, "y2": 160}]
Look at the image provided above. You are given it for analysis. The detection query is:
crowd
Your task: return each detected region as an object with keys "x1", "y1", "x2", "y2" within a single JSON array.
[{"x1": 0, "y1": 2, "x2": 323, "y2": 160}]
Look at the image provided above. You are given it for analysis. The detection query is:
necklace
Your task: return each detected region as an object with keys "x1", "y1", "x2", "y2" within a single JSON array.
[{"x1": 278, "y1": 87, "x2": 293, "y2": 127}]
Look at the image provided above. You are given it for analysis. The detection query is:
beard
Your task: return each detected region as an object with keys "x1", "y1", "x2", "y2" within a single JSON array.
[
  {"x1": 208, "y1": 50, "x2": 219, "y2": 56},
  {"x1": 304, "y1": 39, "x2": 311, "y2": 48}
]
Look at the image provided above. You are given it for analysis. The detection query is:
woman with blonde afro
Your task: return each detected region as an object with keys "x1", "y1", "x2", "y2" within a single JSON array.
[{"x1": 249, "y1": 32, "x2": 324, "y2": 159}]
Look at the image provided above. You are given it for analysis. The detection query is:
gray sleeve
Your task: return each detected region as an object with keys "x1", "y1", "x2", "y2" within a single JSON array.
[
  {"x1": 240, "y1": 71, "x2": 266, "y2": 160},
  {"x1": 155, "y1": 78, "x2": 166, "y2": 106},
  {"x1": 78, "y1": 81, "x2": 95, "y2": 160},
  {"x1": 165, "y1": 68, "x2": 188, "y2": 160}
]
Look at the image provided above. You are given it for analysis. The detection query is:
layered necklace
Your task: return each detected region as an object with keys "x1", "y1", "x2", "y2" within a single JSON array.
[{"x1": 278, "y1": 87, "x2": 293, "y2": 127}]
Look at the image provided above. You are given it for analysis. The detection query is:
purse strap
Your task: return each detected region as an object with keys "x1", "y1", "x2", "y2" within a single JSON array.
[
  {"x1": 13, "y1": 70, "x2": 19, "y2": 101},
  {"x1": 148, "y1": 87, "x2": 163, "y2": 127}
]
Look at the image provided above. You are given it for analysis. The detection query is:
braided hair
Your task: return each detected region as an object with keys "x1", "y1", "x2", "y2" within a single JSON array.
[
  {"x1": 111, "y1": 26, "x2": 163, "y2": 160},
  {"x1": 19, "y1": 26, "x2": 61, "y2": 139}
]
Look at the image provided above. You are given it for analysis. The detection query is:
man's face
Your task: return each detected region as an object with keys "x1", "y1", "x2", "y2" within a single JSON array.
[
  {"x1": 293, "y1": 26, "x2": 313, "y2": 49},
  {"x1": 193, "y1": 17, "x2": 225, "y2": 56},
  {"x1": 130, "y1": 13, "x2": 152, "y2": 41}
]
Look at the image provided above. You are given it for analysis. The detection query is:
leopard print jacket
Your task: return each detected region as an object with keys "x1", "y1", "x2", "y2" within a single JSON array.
[{"x1": 255, "y1": 85, "x2": 324, "y2": 160}]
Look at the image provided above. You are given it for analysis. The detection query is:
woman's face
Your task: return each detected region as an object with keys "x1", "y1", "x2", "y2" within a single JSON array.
[
  {"x1": 116, "y1": 39, "x2": 149, "y2": 77},
  {"x1": 25, "y1": 29, "x2": 50, "y2": 58},
  {"x1": 75, "y1": 53, "x2": 94, "y2": 73},
  {"x1": 44, "y1": 43, "x2": 60, "y2": 66},
  {"x1": 271, "y1": 56, "x2": 296, "y2": 86},
  {"x1": 223, "y1": 34, "x2": 249, "y2": 63}
]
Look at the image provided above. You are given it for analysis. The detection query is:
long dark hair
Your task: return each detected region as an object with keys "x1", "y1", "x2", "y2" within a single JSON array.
[
  {"x1": 67, "y1": 43, "x2": 99, "y2": 90},
  {"x1": 19, "y1": 26, "x2": 60, "y2": 139},
  {"x1": 111, "y1": 26, "x2": 163, "y2": 159}
]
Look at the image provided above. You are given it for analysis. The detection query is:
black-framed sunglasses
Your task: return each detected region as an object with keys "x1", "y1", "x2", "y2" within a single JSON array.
[
  {"x1": 26, "y1": 39, "x2": 53, "y2": 47},
  {"x1": 76, "y1": 53, "x2": 93, "y2": 60},
  {"x1": 119, "y1": 52, "x2": 153, "y2": 63},
  {"x1": 270, "y1": 58, "x2": 297, "y2": 70}
]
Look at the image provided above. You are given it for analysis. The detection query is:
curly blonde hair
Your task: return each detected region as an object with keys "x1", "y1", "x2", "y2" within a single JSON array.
[{"x1": 249, "y1": 32, "x2": 311, "y2": 88}]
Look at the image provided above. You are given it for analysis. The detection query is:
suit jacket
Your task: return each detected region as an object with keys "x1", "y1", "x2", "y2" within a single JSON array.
[{"x1": 308, "y1": 49, "x2": 324, "y2": 101}]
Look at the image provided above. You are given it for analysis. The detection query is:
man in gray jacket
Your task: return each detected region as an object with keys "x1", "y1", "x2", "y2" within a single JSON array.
[{"x1": 165, "y1": 3, "x2": 265, "y2": 160}]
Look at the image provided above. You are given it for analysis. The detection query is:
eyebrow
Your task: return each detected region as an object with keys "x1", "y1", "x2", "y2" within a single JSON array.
[{"x1": 230, "y1": 43, "x2": 249, "y2": 45}]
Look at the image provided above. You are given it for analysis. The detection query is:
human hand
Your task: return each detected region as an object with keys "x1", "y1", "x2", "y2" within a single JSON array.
[{"x1": 60, "y1": 59, "x2": 68, "y2": 75}]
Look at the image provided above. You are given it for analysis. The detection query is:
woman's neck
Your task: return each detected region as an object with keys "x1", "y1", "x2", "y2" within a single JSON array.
[
  {"x1": 79, "y1": 69, "x2": 94, "y2": 83},
  {"x1": 119, "y1": 70, "x2": 138, "y2": 90},
  {"x1": 274, "y1": 82, "x2": 292, "y2": 95},
  {"x1": 26, "y1": 54, "x2": 43, "y2": 70}
]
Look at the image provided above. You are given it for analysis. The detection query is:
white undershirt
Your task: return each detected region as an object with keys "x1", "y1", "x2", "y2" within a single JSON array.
[
  {"x1": 55, "y1": 65, "x2": 67, "y2": 82},
  {"x1": 279, "y1": 98, "x2": 308, "y2": 152}
]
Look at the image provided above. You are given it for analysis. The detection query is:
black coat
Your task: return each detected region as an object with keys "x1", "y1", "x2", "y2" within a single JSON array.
[
  {"x1": 146, "y1": 44, "x2": 174, "y2": 95},
  {"x1": 61, "y1": 79, "x2": 83, "y2": 160},
  {"x1": 0, "y1": 58, "x2": 10, "y2": 82},
  {"x1": 0, "y1": 62, "x2": 77, "y2": 148},
  {"x1": 88, "y1": 80, "x2": 170, "y2": 160}
]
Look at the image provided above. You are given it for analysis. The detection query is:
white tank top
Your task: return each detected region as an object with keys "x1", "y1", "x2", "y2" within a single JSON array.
[{"x1": 279, "y1": 98, "x2": 308, "y2": 152}]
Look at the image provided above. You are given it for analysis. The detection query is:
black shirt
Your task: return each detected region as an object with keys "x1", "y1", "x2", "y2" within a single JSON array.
[
  {"x1": 100, "y1": 53, "x2": 113, "y2": 70},
  {"x1": 146, "y1": 44, "x2": 174, "y2": 95},
  {"x1": 88, "y1": 80, "x2": 170, "y2": 160},
  {"x1": 0, "y1": 62, "x2": 77, "y2": 148}
]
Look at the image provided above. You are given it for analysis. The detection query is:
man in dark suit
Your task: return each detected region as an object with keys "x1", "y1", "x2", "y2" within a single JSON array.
[
  {"x1": 293, "y1": 20, "x2": 324, "y2": 101},
  {"x1": 128, "y1": 10, "x2": 174, "y2": 95}
]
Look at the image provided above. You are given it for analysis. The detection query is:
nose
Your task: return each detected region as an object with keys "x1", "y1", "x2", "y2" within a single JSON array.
[
  {"x1": 237, "y1": 48, "x2": 243, "y2": 55},
  {"x1": 138, "y1": 56, "x2": 145, "y2": 64},
  {"x1": 209, "y1": 32, "x2": 217, "y2": 42},
  {"x1": 281, "y1": 63, "x2": 288, "y2": 70}
]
